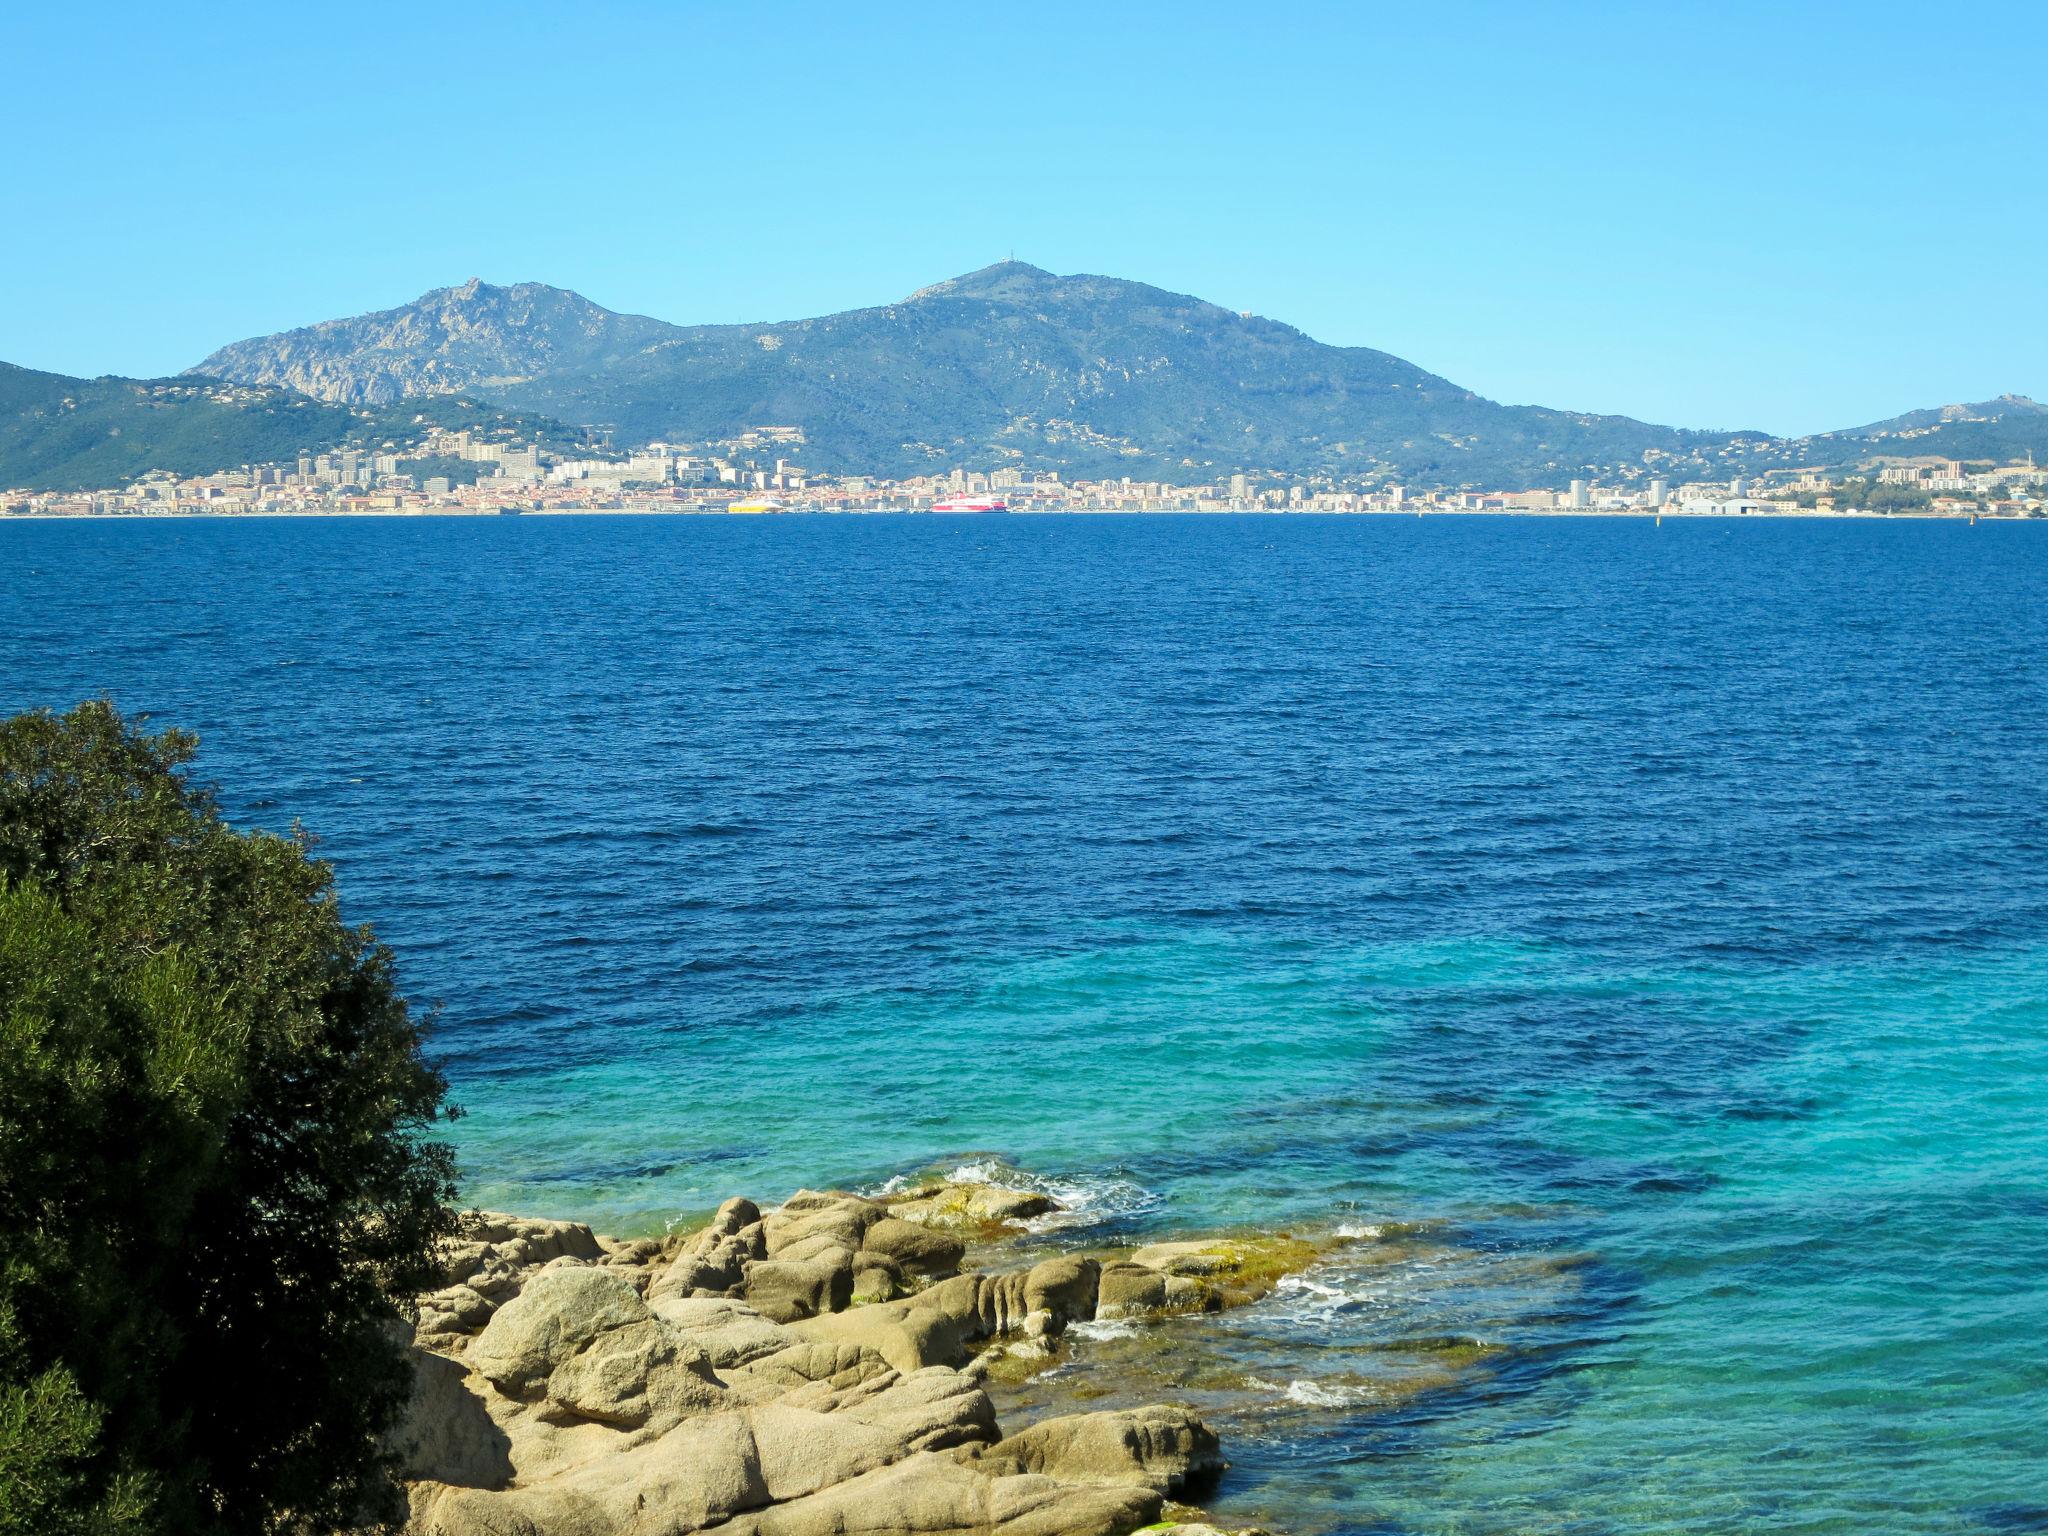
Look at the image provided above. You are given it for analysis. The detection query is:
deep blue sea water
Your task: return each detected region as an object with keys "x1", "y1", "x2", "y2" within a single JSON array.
[{"x1": 4, "y1": 513, "x2": 2045, "y2": 1534}]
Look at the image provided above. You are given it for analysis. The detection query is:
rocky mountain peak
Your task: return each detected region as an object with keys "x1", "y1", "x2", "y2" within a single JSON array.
[{"x1": 188, "y1": 281, "x2": 679, "y2": 406}]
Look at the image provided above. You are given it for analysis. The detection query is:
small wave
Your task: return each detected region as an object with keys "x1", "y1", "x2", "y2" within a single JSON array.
[
  {"x1": 1267, "y1": 1270, "x2": 1378, "y2": 1327},
  {"x1": 1068, "y1": 1318, "x2": 1139, "y2": 1342},
  {"x1": 1269, "y1": 1277, "x2": 1351, "y2": 1310},
  {"x1": 1282, "y1": 1378, "x2": 1366, "y2": 1408},
  {"x1": 1019, "y1": 1170, "x2": 1161, "y2": 1232},
  {"x1": 869, "y1": 1157, "x2": 1160, "y2": 1232},
  {"x1": 1333, "y1": 1222, "x2": 1384, "y2": 1240},
  {"x1": 1278, "y1": 1273, "x2": 1350, "y2": 1301}
]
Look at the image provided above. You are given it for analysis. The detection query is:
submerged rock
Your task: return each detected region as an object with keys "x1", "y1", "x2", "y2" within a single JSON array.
[{"x1": 1121, "y1": 1235, "x2": 1321, "y2": 1308}]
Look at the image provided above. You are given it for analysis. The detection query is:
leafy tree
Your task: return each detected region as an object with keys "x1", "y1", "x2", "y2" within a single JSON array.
[{"x1": 0, "y1": 701, "x2": 458, "y2": 1533}]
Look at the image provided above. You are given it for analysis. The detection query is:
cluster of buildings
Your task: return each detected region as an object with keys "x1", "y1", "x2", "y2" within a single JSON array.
[{"x1": 7, "y1": 432, "x2": 2046, "y2": 520}]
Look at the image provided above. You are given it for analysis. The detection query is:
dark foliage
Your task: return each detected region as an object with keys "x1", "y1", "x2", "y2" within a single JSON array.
[
  {"x1": 0, "y1": 701, "x2": 457, "y2": 1533},
  {"x1": 0, "y1": 364, "x2": 352, "y2": 493}
]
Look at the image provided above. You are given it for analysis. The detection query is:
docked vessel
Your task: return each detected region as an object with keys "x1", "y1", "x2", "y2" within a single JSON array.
[
  {"x1": 727, "y1": 496, "x2": 786, "y2": 514},
  {"x1": 929, "y1": 495, "x2": 1008, "y2": 513}
]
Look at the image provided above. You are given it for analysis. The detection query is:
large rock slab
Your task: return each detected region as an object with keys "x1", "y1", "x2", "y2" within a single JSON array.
[
  {"x1": 967, "y1": 1406, "x2": 1224, "y2": 1495},
  {"x1": 467, "y1": 1262, "x2": 726, "y2": 1440},
  {"x1": 721, "y1": 1451, "x2": 1161, "y2": 1536},
  {"x1": 545, "y1": 1316, "x2": 722, "y2": 1428},
  {"x1": 744, "y1": 1250, "x2": 856, "y2": 1322},
  {"x1": 392, "y1": 1348, "x2": 514, "y2": 1489},
  {"x1": 1096, "y1": 1263, "x2": 1169, "y2": 1315},
  {"x1": 766, "y1": 1192, "x2": 887, "y2": 1261},
  {"x1": 470, "y1": 1267, "x2": 653, "y2": 1396},
  {"x1": 723, "y1": 1341, "x2": 895, "y2": 1402},
  {"x1": 648, "y1": 1295, "x2": 798, "y2": 1368},
  {"x1": 650, "y1": 1197, "x2": 766, "y2": 1301},
  {"x1": 410, "y1": 1368, "x2": 1000, "y2": 1536},
  {"x1": 789, "y1": 1258, "x2": 1097, "y2": 1376},
  {"x1": 863, "y1": 1216, "x2": 968, "y2": 1276}
]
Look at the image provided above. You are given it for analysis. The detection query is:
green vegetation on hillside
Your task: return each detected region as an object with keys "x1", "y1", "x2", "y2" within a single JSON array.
[
  {"x1": 0, "y1": 362, "x2": 584, "y2": 492},
  {"x1": 212, "y1": 266, "x2": 2048, "y2": 490},
  {"x1": 0, "y1": 702, "x2": 457, "y2": 1533},
  {"x1": 484, "y1": 264, "x2": 1752, "y2": 488},
  {"x1": 1792, "y1": 477, "x2": 1970, "y2": 513},
  {"x1": 0, "y1": 363, "x2": 352, "y2": 492},
  {"x1": 375, "y1": 394, "x2": 593, "y2": 460},
  {"x1": 27, "y1": 270, "x2": 2048, "y2": 492},
  {"x1": 178, "y1": 266, "x2": 1763, "y2": 489}
]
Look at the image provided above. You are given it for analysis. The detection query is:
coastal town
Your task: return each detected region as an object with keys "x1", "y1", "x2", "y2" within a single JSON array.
[{"x1": 7, "y1": 423, "x2": 2046, "y2": 519}]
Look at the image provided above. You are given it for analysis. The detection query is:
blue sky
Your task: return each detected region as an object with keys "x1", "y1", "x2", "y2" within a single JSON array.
[{"x1": 4, "y1": 0, "x2": 2041, "y2": 436}]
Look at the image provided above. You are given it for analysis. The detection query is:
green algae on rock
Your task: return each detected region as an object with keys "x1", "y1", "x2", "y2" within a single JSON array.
[
  {"x1": 1116, "y1": 1236, "x2": 1324, "y2": 1310},
  {"x1": 883, "y1": 1179, "x2": 1060, "y2": 1237}
]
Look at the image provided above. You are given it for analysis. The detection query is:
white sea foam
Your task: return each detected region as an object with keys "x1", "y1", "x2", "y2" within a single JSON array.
[
  {"x1": 1283, "y1": 1378, "x2": 1365, "y2": 1408},
  {"x1": 1278, "y1": 1273, "x2": 1348, "y2": 1300},
  {"x1": 1246, "y1": 1369, "x2": 1371, "y2": 1408},
  {"x1": 936, "y1": 1157, "x2": 1013, "y2": 1187},
  {"x1": 1019, "y1": 1171, "x2": 1161, "y2": 1233},
  {"x1": 1267, "y1": 1269, "x2": 1373, "y2": 1329},
  {"x1": 1333, "y1": 1222, "x2": 1385, "y2": 1240},
  {"x1": 865, "y1": 1156, "x2": 1160, "y2": 1233},
  {"x1": 1068, "y1": 1318, "x2": 1139, "y2": 1342}
]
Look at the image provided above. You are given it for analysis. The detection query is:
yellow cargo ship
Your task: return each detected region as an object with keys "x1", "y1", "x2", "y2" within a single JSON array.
[{"x1": 727, "y1": 497, "x2": 786, "y2": 514}]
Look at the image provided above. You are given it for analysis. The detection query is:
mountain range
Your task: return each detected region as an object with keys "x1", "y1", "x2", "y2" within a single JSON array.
[
  {"x1": 4, "y1": 265, "x2": 2042, "y2": 492},
  {"x1": 190, "y1": 264, "x2": 1763, "y2": 486}
]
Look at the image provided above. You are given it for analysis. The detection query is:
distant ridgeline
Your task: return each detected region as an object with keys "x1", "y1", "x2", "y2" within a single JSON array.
[{"x1": 5, "y1": 266, "x2": 2046, "y2": 491}]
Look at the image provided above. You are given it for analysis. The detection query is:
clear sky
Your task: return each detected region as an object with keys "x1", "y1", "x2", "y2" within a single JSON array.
[{"x1": 4, "y1": 0, "x2": 2042, "y2": 436}]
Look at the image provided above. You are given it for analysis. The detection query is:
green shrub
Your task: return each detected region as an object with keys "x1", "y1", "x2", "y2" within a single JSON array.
[{"x1": 0, "y1": 701, "x2": 457, "y2": 1533}]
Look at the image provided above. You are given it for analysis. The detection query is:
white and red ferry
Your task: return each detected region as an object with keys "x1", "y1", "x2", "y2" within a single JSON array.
[{"x1": 928, "y1": 495, "x2": 1009, "y2": 514}]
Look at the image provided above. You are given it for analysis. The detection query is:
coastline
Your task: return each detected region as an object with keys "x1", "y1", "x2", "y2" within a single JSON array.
[
  {"x1": 1, "y1": 506, "x2": 2012, "y2": 522},
  {"x1": 397, "y1": 1172, "x2": 1396, "y2": 1536}
]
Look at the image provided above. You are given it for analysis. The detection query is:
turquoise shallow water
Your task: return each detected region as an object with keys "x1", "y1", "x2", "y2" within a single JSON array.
[{"x1": 4, "y1": 513, "x2": 2045, "y2": 1532}]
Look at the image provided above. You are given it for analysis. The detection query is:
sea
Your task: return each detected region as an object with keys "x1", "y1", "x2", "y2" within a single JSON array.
[{"x1": 4, "y1": 512, "x2": 2044, "y2": 1535}]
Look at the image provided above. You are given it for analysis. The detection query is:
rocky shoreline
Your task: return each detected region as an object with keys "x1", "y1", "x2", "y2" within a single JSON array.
[{"x1": 397, "y1": 1177, "x2": 1329, "y2": 1536}]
